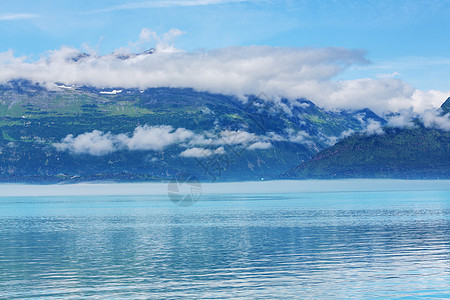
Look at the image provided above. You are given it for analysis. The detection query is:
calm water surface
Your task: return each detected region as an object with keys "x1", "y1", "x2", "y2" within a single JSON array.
[{"x1": 1, "y1": 186, "x2": 450, "y2": 299}]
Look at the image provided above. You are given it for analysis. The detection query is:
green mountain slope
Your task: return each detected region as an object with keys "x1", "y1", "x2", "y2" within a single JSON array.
[
  {"x1": 284, "y1": 127, "x2": 450, "y2": 179},
  {"x1": 0, "y1": 80, "x2": 384, "y2": 183}
]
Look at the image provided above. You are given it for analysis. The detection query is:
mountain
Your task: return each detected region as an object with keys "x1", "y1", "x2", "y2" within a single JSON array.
[
  {"x1": 441, "y1": 97, "x2": 450, "y2": 114},
  {"x1": 284, "y1": 111, "x2": 450, "y2": 180},
  {"x1": 61, "y1": 48, "x2": 156, "y2": 62},
  {"x1": 0, "y1": 80, "x2": 384, "y2": 183}
]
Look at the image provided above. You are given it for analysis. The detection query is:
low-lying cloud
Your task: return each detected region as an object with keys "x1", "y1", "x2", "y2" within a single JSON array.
[
  {"x1": 368, "y1": 107, "x2": 450, "y2": 134},
  {"x1": 363, "y1": 119, "x2": 384, "y2": 136},
  {"x1": 384, "y1": 107, "x2": 450, "y2": 131},
  {"x1": 180, "y1": 146, "x2": 225, "y2": 158},
  {"x1": 54, "y1": 125, "x2": 318, "y2": 156},
  {"x1": 247, "y1": 141, "x2": 272, "y2": 150},
  {"x1": 387, "y1": 108, "x2": 416, "y2": 129},
  {"x1": 119, "y1": 125, "x2": 194, "y2": 151},
  {"x1": 54, "y1": 125, "x2": 196, "y2": 156},
  {"x1": 54, "y1": 109, "x2": 450, "y2": 157},
  {"x1": 420, "y1": 110, "x2": 450, "y2": 131},
  {"x1": 55, "y1": 130, "x2": 117, "y2": 156},
  {"x1": 1, "y1": 28, "x2": 448, "y2": 115}
]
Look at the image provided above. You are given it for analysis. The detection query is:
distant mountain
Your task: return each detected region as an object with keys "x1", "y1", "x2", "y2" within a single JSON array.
[
  {"x1": 284, "y1": 104, "x2": 450, "y2": 179},
  {"x1": 62, "y1": 48, "x2": 156, "y2": 62},
  {"x1": 0, "y1": 80, "x2": 384, "y2": 183}
]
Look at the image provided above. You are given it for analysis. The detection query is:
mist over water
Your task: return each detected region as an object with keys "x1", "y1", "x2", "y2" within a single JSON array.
[
  {"x1": 0, "y1": 181, "x2": 449, "y2": 298},
  {"x1": 1, "y1": 179, "x2": 449, "y2": 197}
]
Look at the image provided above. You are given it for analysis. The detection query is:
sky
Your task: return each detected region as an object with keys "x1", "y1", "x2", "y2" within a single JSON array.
[{"x1": 0, "y1": 0, "x2": 449, "y2": 113}]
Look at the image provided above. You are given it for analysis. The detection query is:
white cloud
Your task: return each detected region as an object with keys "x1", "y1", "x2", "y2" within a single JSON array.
[
  {"x1": 363, "y1": 119, "x2": 384, "y2": 136},
  {"x1": 188, "y1": 134, "x2": 214, "y2": 146},
  {"x1": 214, "y1": 146, "x2": 226, "y2": 154},
  {"x1": 86, "y1": 0, "x2": 250, "y2": 13},
  {"x1": 117, "y1": 125, "x2": 194, "y2": 151},
  {"x1": 1, "y1": 29, "x2": 448, "y2": 115},
  {"x1": 340, "y1": 129, "x2": 355, "y2": 139},
  {"x1": 293, "y1": 102, "x2": 310, "y2": 108},
  {"x1": 180, "y1": 147, "x2": 212, "y2": 158},
  {"x1": 318, "y1": 128, "x2": 357, "y2": 147},
  {"x1": 420, "y1": 110, "x2": 450, "y2": 131},
  {"x1": 180, "y1": 146, "x2": 225, "y2": 158},
  {"x1": 247, "y1": 141, "x2": 272, "y2": 150},
  {"x1": 286, "y1": 129, "x2": 311, "y2": 144},
  {"x1": 387, "y1": 108, "x2": 416, "y2": 129},
  {"x1": 55, "y1": 125, "x2": 196, "y2": 155},
  {"x1": 382, "y1": 107, "x2": 450, "y2": 132},
  {"x1": 0, "y1": 13, "x2": 38, "y2": 21},
  {"x1": 127, "y1": 28, "x2": 185, "y2": 53},
  {"x1": 376, "y1": 71, "x2": 400, "y2": 78},
  {"x1": 55, "y1": 125, "x2": 305, "y2": 156},
  {"x1": 217, "y1": 130, "x2": 258, "y2": 145},
  {"x1": 100, "y1": 89, "x2": 123, "y2": 94},
  {"x1": 54, "y1": 130, "x2": 117, "y2": 156},
  {"x1": 265, "y1": 132, "x2": 285, "y2": 142}
]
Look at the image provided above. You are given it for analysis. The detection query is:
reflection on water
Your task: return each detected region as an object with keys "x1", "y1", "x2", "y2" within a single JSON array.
[{"x1": 1, "y1": 190, "x2": 450, "y2": 299}]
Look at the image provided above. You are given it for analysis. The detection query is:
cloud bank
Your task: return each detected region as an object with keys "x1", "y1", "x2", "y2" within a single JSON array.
[
  {"x1": 54, "y1": 125, "x2": 321, "y2": 156},
  {"x1": 1, "y1": 28, "x2": 448, "y2": 114},
  {"x1": 54, "y1": 125, "x2": 196, "y2": 156},
  {"x1": 54, "y1": 109, "x2": 450, "y2": 157},
  {"x1": 370, "y1": 107, "x2": 450, "y2": 135},
  {"x1": 420, "y1": 110, "x2": 450, "y2": 131}
]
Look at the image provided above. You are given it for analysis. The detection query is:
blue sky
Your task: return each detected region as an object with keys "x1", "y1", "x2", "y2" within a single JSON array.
[{"x1": 0, "y1": 0, "x2": 449, "y2": 97}]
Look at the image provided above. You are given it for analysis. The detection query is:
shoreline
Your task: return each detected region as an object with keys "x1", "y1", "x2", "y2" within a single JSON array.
[{"x1": 1, "y1": 179, "x2": 450, "y2": 197}]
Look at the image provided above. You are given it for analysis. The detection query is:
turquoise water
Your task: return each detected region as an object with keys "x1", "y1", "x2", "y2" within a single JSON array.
[{"x1": 1, "y1": 185, "x2": 450, "y2": 299}]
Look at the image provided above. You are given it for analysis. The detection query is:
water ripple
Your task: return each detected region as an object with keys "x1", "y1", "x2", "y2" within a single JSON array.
[{"x1": 0, "y1": 190, "x2": 449, "y2": 298}]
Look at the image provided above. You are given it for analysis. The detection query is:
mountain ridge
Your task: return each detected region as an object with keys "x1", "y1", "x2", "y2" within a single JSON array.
[
  {"x1": 0, "y1": 80, "x2": 385, "y2": 183},
  {"x1": 284, "y1": 122, "x2": 450, "y2": 179}
]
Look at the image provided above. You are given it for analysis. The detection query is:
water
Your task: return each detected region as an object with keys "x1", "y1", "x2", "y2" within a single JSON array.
[{"x1": 1, "y1": 182, "x2": 450, "y2": 299}]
